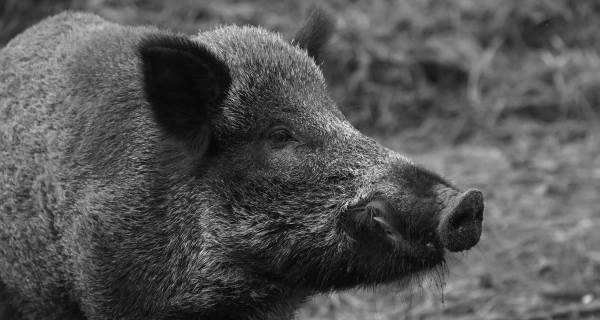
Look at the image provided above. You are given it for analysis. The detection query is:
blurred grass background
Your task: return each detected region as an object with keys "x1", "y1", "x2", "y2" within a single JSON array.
[{"x1": 1, "y1": 0, "x2": 600, "y2": 319}]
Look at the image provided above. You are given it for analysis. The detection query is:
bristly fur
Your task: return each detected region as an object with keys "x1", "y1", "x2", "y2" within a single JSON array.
[{"x1": 0, "y1": 10, "x2": 466, "y2": 320}]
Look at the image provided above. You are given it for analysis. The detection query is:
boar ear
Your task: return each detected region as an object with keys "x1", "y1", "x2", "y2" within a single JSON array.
[
  {"x1": 139, "y1": 35, "x2": 231, "y2": 155},
  {"x1": 292, "y1": 6, "x2": 335, "y2": 62}
]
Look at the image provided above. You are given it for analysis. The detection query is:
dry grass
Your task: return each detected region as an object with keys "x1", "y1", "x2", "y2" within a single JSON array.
[{"x1": 1, "y1": 1, "x2": 599, "y2": 319}]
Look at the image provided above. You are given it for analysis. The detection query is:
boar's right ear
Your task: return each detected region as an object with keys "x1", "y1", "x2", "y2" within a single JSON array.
[
  {"x1": 139, "y1": 35, "x2": 231, "y2": 155},
  {"x1": 292, "y1": 6, "x2": 335, "y2": 62}
]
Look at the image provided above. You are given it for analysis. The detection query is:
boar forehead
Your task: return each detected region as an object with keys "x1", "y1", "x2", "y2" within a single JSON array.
[{"x1": 194, "y1": 26, "x2": 346, "y2": 136}]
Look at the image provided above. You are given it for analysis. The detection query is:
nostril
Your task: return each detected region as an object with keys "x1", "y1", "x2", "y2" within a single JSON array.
[
  {"x1": 449, "y1": 190, "x2": 483, "y2": 227},
  {"x1": 449, "y1": 206, "x2": 474, "y2": 231}
]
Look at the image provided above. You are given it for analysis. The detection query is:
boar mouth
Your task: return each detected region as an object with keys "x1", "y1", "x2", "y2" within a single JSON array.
[{"x1": 341, "y1": 198, "x2": 446, "y2": 266}]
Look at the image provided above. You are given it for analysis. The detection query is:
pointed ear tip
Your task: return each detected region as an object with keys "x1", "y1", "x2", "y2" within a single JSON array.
[
  {"x1": 303, "y1": 5, "x2": 336, "y2": 40},
  {"x1": 293, "y1": 5, "x2": 336, "y2": 60},
  {"x1": 308, "y1": 5, "x2": 336, "y2": 28}
]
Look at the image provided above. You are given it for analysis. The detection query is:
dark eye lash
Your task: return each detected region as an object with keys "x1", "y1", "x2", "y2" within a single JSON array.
[{"x1": 268, "y1": 126, "x2": 297, "y2": 143}]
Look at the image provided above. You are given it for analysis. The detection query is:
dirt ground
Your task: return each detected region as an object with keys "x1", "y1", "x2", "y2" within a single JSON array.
[{"x1": 1, "y1": 0, "x2": 599, "y2": 319}]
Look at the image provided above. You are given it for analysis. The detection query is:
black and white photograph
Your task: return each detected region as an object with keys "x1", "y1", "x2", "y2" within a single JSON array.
[{"x1": 0, "y1": 1, "x2": 599, "y2": 319}]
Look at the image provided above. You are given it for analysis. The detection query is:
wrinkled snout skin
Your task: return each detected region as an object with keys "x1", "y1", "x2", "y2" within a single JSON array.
[
  {"x1": 0, "y1": 10, "x2": 484, "y2": 320},
  {"x1": 343, "y1": 155, "x2": 484, "y2": 258}
]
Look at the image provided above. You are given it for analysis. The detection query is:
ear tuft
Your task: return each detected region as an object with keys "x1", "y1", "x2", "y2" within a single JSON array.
[
  {"x1": 292, "y1": 6, "x2": 335, "y2": 61},
  {"x1": 139, "y1": 35, "x2": 231, "y2": 155}
]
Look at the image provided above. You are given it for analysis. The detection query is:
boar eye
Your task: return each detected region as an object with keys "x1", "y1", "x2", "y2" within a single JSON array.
[{"x1": 267, "y1": 126, "x2": 297, "y2": 145}]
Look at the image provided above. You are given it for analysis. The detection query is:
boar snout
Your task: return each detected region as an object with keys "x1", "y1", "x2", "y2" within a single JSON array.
[
  {"x1": 348, "y1": 185, "x2": 484, "y2": 254},
  {"x1": 437, "y1": 189, "x2": 484, "y2": 252}
]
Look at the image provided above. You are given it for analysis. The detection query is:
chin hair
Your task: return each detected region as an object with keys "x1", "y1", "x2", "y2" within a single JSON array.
[
  {"x1": 348, "y1": 258, "x2": 449, "y2": 297},
  {"x1": 396, "y1": 259, "x2": 449, "y2": 296}
]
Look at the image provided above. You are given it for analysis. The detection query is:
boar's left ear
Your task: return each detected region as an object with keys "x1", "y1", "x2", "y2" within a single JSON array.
[
  {"x1": 139, "y1": 35, "x2": 231, "y2": 155},
  {"x1": 292, "y1": 6, "x2": 335, "y2": 62}
]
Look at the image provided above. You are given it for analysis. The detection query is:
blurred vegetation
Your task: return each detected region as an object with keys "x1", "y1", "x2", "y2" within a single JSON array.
[
  {"x1": 2, "y1": 1, "x2": 600, "y2": 319},
  {"x1": 2, "y1": 0, "x2": 599, "y2": 140},
  {"x1": 0, "y1": 0, "x2": 80, "y2": 44}
]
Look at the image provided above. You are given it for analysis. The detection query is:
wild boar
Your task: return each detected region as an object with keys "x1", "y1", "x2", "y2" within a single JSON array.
[{"x1": 0, "y1": 8, "x2": 484, "y2": 320}]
